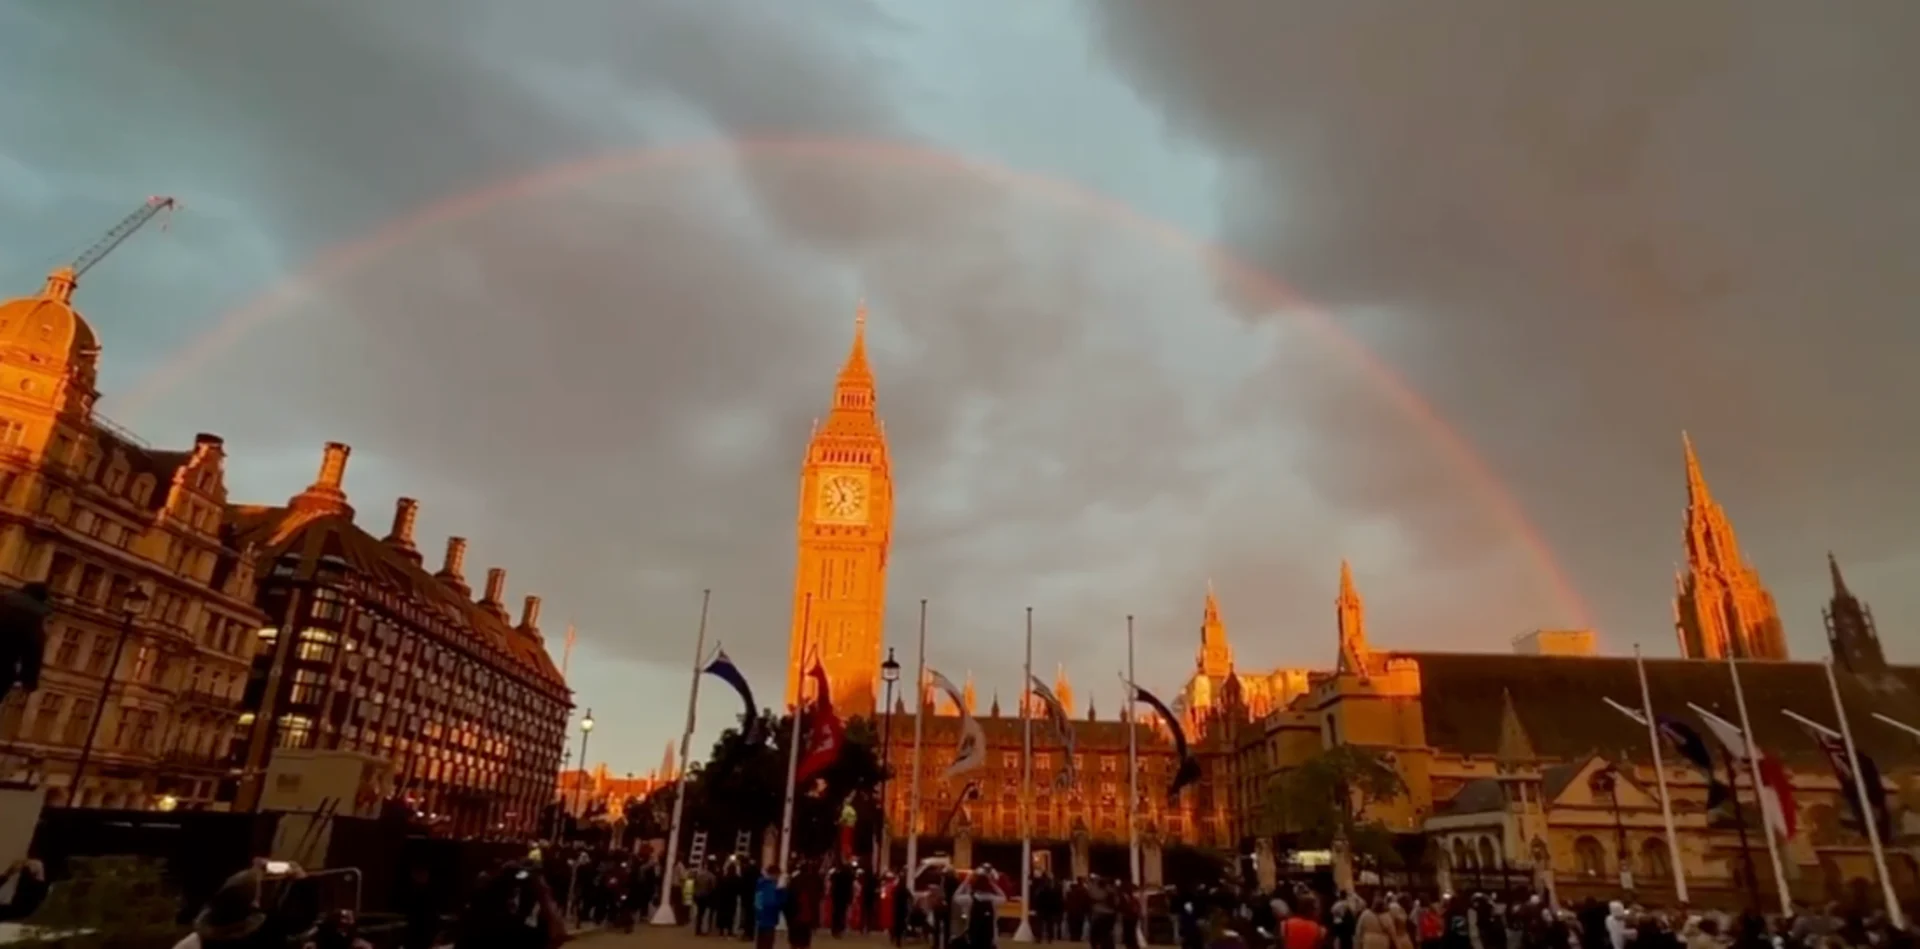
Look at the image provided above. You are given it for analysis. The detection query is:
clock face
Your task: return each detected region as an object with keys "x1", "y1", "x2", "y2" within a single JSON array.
[{"x1": 818, "y1": 474, "x2": 868, "y2": 521}]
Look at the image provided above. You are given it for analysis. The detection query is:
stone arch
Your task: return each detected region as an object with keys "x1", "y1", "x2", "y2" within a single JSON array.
[
  {"x1": 1453, "y1": 837, "x2": 1475, "y2": 870},
  {"x1": 1477, "y1": 836, "x2": 1498, "y2": 870},
  {"x1": 1573, "y1": 835, "x2": 1606, "y2": 878},
  {"x1": 1638, "y1": 837, "x2": 1671, "y2": 879}
]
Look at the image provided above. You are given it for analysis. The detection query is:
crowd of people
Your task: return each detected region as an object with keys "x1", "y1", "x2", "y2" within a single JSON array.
[{"x1": 151, "y1": 846, "x2": 1920, "y2": 949}]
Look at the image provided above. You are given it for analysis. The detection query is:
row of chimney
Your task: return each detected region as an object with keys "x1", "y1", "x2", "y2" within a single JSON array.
[{"x1": 296, "y1": 441, "x2": 543, "y2": 633}]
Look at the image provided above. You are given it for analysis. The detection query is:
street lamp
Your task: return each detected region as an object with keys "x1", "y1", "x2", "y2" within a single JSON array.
[
  {"x1": 1590, "y1": 763, "x2": 1633, "y2": 894},
  {"x1": 72, "y1": 584, "x2": 150, "y2": 805},
  {"x1": 876, "y1": 649, "x2": 901, "y2": 868},
  {"x1": 571, "y1": 709, "x2": 595, "y2": 820}
]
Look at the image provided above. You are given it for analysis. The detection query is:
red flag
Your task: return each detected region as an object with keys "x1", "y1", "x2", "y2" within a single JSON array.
[
  {"x1": 796, "y1": 661, "x2": 844, "y2": 783},
  {"x1": 1757, "y1": 752, "x2": 1798, "y2": 839}
]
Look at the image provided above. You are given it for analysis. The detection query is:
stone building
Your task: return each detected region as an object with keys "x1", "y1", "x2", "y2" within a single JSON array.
[
  {"x1": 1230, "y1": 438, "x2": 1920, "y2": 909},
  {"x1": 0, "y1": 267, "x2": 267, "y2": 809},
  {"x1": 226, "y1": 442, "x2": 572, "y2": 836}
]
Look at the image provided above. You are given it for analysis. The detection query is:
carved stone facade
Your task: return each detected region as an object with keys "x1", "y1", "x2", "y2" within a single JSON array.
[{"x1": 0, "y1": 270, "x2": 266, "y2": 809}]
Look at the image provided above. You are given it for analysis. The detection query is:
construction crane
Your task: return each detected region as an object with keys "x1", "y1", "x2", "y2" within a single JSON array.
[{"x1": 41, "y1": 195, "x2": 179, "y2": 303}]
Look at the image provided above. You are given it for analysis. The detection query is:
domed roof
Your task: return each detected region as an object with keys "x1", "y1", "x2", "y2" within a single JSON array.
[{"x1": 0, "y1": 269, "x2": 101, "y2": 365}]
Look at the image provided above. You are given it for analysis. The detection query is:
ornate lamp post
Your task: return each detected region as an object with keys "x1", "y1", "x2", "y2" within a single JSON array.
[
  {"x1": 572, "y1": 709, "x2": 595, "y2": 820},
  {"x1": 1590, "y1": 763, "x2": 1633, "y2": 894},
  {"x1": 72, "y1": 584, "x2": 150, "y2": 805},
  {"x1": 876, "y1": 649, "x2": 902, "y2": 867}
]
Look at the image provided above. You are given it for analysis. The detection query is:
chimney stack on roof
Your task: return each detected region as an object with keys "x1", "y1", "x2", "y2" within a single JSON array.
[
  {"x1": 521, "y1": 594, "x2": 542, "y2": 631},
  {"x1": 289, "y1": 441, "x2": 354, "y2": 517},
  {"x1": 436, "y1": 536, "x2": 470, "y2": 595},
  {"x1": 480, "y1": 567, "x2": 510, "y2": 620},
  {"x1": 385, "y1": 497, "x2": 421, "y2": 561}
]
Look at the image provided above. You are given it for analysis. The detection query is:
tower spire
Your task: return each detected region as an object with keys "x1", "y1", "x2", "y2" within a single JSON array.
[
  {"x1": 1197, "y1": 582, "x2": 1233, "y2": 678},
  {"x1": 832, "y1": 302, "x2": 875, "y2": 408},
  {"x1": 1824, "y1": 552, "x2": 1885, "y2": 673},
  {"x1": 1682, "y1": 430, "x2": 1711, "y2": 508},
  {"x1": 1337, "y1": 559, "x2": 1370, "y2": 680},
  {"x1": 1673, "y1": 433, "x2": 1789, "y2": 660}
]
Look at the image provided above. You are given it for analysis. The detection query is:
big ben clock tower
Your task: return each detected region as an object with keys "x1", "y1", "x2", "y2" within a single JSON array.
[{"x1": 786, "y1": 304, "x2": 893, "y2": 718}]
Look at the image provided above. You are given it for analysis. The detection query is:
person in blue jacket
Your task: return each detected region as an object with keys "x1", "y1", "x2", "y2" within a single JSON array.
[{"x1": 753, "y1": 866, "x2": 786, "y2": 949}]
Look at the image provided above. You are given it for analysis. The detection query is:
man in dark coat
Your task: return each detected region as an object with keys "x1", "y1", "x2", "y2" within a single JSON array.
[{"x1": 0, "y1": 584, "x2": 51, "y2": 707}]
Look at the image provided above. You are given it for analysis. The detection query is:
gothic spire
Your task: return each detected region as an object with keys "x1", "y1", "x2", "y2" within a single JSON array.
[
  {"x1": 833, "y1": 302, "x2": 875, "y2": 408},
  {"x1": 1337, "y1": 559, "x2": 1370, "y2": 680},
  {"x1": 1824, "y1": 552, "x2": 1885, "y2": 673},
  {"x1": 1198, "y1": 581, "x2": 1233, "y2": 678}
]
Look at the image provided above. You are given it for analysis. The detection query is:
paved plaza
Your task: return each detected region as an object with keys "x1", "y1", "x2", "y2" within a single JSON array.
[{"x1": 577, "y1": 927, "x2": 901, "y2": 949}]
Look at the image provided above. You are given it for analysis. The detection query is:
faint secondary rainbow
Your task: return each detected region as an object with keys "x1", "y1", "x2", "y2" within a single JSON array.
[{"x1": 117, "y1": 136, "x2": 1593, "y2": 627}]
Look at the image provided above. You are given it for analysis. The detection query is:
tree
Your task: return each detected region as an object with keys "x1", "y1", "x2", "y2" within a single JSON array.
[
  {"x1": 1262, "y1": 744, "x2": 1407, "y2": 867},
  {"x1": 18, "y1": 856, "x2": 180, "y2": 949},
  {"x1": 670, "y1": 710, "x2": 889, "y2": 863}
]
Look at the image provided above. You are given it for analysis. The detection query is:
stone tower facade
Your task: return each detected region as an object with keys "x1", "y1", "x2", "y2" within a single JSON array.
[
  {"x1": 786, "y1": 305, "x2": 894, "y2": 718},
  {"x1": 1824, "y1": 553, "x2": 1885, "y2": 674},
  {"x1": 1673, "y1": 434, "x2": 1789, "y2": 660}
]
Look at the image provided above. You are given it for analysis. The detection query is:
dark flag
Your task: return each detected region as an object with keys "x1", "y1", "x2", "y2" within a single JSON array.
[
  {"x1": 796, "y1": 660, "x2": 844, "y2": 784},
  {"x1": 702, "y1": 648, "x2": 760, "y2": 742},
  {"x1": 1801, "y1": 721, "x2": 1891, "y2": 839},
  {"x1": 942, "y1": 780, "x2": 983, "y2": 833},
  {"x1": 1659, "y1": 716, "x2": 1734, "y2": 818},
  {"x1": 1130, "y1": 684, "x2": 1200, "y2": 804}
]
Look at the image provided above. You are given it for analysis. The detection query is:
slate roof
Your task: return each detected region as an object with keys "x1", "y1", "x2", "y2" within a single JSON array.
[
  {"x1": 1403, "y1": 651, "x2": 1920, "y2": 769},
  {"x1": 226, "y1": 503, "x2": 568, "y2": 698}
]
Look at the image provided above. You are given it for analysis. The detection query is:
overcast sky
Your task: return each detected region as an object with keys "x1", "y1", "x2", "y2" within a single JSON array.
[{"x1": 4, "y1": 1, "x2": 1917, "y2": 777}]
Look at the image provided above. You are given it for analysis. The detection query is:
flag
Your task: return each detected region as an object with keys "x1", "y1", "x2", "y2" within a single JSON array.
[
  {"x1": 1756, "y1": 753, "x2": 1798, "y2": 839},
  {"x1": 1130, "y1": 683, "x2": 1199, "y2": 804},
  {"x1": 1694, "y1": 705, "x2": 1794, "y2": 840},
  {"x1": 796, "y1": 661, "x2": 844, "y2": 783},
  {"x1": 941, "y1": 780, "x2": 982, "y2": 833},
  {"x1": 1029, "y1": 675, "x2": 1079, "y2": 791},
  {"x1": 1797, "y1": 720, "x2": 1888, "y2": 838},
  {"x1": 1659, "y1": 716, "x2": 1734, "y2": 820},
  {"x1": 702, "y1": 648, "x2": 760, "y2": 742},
  {"x1": 929, "y1": 668, "x2": 987, "y2": 781}
]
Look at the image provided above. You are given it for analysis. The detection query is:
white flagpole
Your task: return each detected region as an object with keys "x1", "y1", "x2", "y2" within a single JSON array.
[
  {"x1": 1633, "y1": 645, "x2": 1688, "y2": 904},
  {"x1": 1873, "y1": 712, "x2": 1920, "y2": 742},
  {"x1": 1015, "y1": 607, "x2": 1036, "y2": 944},
  {"x1": 1127, "y1": 615, "x2": 1140, "y2": 886},
  {"x1": 650, "y1": 588, "x2": 711, "y2": 926},
  {"x1": 906, "y1": 599, "x2": 928, "y2": 875},
  {"x1": 1727, "y1": 657, "x2": 1791, "y2": 914},
  {"x1": 779, "y1": 594, "x2": 815, "y2": 876},
  {"x1": 1823, "y1": 659, "x2": 1903, "y2": 928}
]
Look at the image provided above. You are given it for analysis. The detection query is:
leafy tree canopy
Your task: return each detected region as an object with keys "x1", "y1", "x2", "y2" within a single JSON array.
[
  {"x1": 668, "y1": 710, "x2": 890, "y2": 863},
  {"x1": 1261, "y1": 744, "x2": 1407, "y2": 866}
]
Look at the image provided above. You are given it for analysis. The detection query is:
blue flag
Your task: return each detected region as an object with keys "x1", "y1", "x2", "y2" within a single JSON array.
[{"x1": 703, "y1": 649, "x2": 759, "y2": 740}]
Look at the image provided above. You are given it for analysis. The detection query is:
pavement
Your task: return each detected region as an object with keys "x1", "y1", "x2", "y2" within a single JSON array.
[{"x1": 571, "y1": 925, "x2": 902, "y2": 948}]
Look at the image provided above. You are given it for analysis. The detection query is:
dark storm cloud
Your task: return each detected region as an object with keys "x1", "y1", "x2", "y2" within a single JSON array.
[
  {"x1": 1089, "y1": 0, "x2": 1920, "y2": 650},
  {"x1": 6, "y1": 0, "x2": 1401, "y2": 740}
]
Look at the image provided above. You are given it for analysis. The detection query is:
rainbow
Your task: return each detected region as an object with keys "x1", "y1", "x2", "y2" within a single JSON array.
[{"x1": 117, "y1": 136, "x2": 1591, "y2": 626}]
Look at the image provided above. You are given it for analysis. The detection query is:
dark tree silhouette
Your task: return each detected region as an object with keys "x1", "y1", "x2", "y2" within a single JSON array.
[{"x1": 666, "y1": 710, "x2": 889, "y2": 864}]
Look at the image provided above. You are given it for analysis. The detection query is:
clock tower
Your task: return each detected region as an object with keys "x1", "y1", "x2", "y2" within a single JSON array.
[{"x1": 787, "y1": 304, "x2": 893, "y2": 718}]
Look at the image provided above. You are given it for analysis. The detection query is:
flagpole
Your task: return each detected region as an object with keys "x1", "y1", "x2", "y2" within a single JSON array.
[
  {"x1": 649, "y1": 589, "x2": 711, "y2": 926},
  {"x1": 779, "y1": 594, "x2": 814, "y2": 876},
  {"x1": 1824, "y1": 659, "x2": 1902, "y2": 927},
  {"x1": 1727, "y1": 657, "x2": 1791, "y2": 914},
  {"x1": 906, "y1": 599, "x2": 928, "y2": 876},
  {"x1": 1126, "y1": 615, "x2": 1140, "y2": 887},
  {"x1": 1015, "y1": 607, "x2": 1036, "y2": 944},
  {"x1": 1633, "y1": 645, "x2": 1688, "y2": 904}
]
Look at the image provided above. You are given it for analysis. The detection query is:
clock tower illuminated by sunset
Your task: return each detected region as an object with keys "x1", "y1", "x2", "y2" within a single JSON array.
[{"x1": 786, "y1": 304, "x2": 893, "y2": 718}]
